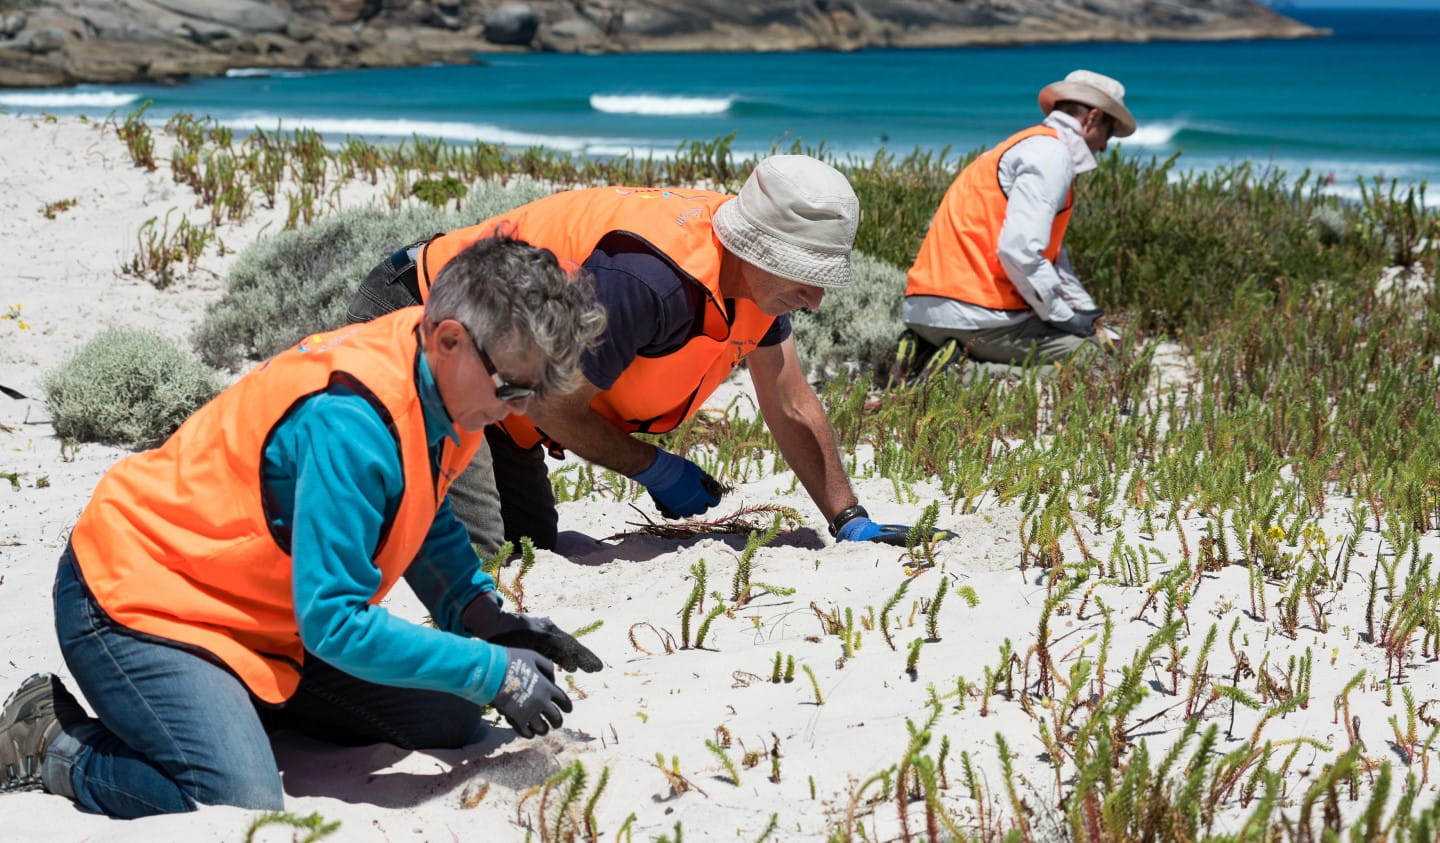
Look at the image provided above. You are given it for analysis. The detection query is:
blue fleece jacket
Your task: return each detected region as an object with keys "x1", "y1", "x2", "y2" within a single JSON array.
[{"x1": 260, "y1": 352, "x2": 507, "y2": 706}]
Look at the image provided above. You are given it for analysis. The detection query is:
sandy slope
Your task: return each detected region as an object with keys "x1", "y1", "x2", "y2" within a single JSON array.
[{"x1": 0, "y1": 114, "x2": 1434, "y2": 842}]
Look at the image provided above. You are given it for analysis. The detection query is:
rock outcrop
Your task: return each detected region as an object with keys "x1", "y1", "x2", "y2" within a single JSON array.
[
  {"x1": 484, "y1": 4, "x2": 541, "y2": 46},
  {"x1": 0, "y1": 0, "x2": 1322, "y2": 89}
]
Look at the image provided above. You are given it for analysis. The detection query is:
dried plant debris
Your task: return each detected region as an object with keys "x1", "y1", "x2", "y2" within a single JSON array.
[{"x1": 608, "y1": 504, "x2": 804, "y2": 541}]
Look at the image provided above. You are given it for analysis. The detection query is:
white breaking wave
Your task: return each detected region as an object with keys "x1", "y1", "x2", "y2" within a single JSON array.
[
  {"x1": 218, "y1": 114, "x2": 654, "y2": 155},
  {"x1": 1123, "y1": 121, "x2": 1182, "y2": 147},
  {"x1": 589, "y1": 94, "x2": 733, "y2": 116},
  {"x1": 225, "y1": 68, "x2": 308, "y2": 79},
  {"x1": 0, "y1": 90, "x2": 140, "y2": 108}
]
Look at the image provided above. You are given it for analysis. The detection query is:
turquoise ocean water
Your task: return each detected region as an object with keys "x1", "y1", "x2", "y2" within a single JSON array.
[{"x1": 2, "y1": 9, "x2": 1437, "y2": 203}]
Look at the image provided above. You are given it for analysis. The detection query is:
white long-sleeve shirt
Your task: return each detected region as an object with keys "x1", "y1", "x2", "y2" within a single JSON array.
[{"x1": 904, "y1": 110, "x2": 1099, "y2": 332}]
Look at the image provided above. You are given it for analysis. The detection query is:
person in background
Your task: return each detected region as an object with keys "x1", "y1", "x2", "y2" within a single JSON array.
[
  {"x1": 0, "y1": 235, "x2": 606, "y2": 818},
  {"x1": 895, "y1": 69, "x2": 1135, "y2": 381},
  {"x1": 349, "y1": 155, "x2": 931, "y2": 552}
]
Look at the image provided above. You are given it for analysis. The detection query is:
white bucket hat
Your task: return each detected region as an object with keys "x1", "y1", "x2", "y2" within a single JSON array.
[
  {"x1": 712, "y1": 155, "x2": 858, "y2": 289},
  {"x1": 1039, "y1": 69, "x2": 1136, "y2": 138}
]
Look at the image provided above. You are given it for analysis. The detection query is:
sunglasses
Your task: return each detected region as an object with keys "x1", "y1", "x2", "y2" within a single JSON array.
[{"x1": 467, "y1": 330, "x2": 540, "y2": 402}]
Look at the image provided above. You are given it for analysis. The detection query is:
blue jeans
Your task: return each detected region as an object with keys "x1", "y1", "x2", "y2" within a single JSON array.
[{"x1": 51, "y1": 546, "x2": 487, "y2": 818}]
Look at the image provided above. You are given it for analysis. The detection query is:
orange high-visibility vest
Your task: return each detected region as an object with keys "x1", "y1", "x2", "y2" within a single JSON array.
[
  {"x1": 906, "y1": 126, "x2": 1073, "y2": 310},
  {"x1": 69, "y1": 309, "x2": 485, "y2": 703},
  {"x1": 418, "y1": 187, "x2": 776, "y2": 448}
]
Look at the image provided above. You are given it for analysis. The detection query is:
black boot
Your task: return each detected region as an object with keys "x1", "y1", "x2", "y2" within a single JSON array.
[
  {"x1": 889, "y1": 329, "x2": 947, "y2": 387},
  {"x1": 0, "y1": 673, "x2": 86, "y2": 794},
  {"x1": 912, "y1": 338, "x2": 963, "y2": 384}
]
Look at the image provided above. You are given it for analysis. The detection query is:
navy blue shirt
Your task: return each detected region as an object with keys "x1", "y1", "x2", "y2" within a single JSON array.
[{"x1": 580, "y1": 234, "x2": 791, "y2": 390}]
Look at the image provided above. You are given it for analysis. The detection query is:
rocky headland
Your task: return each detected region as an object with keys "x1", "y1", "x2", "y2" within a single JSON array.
[{"x1": 0, "y1": 0, "x2": 1322, "y2": 89}]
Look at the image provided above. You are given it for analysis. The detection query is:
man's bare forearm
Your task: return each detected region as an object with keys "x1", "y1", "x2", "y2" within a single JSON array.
[{"x1": 524, "y1": 390, "x2": 655, "y2": 476}]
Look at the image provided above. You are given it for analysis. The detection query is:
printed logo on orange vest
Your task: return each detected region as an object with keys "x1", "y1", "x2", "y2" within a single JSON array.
[
  {"x1": 297, "y1": 324, "x2": 363, "y2": 355},
  {"x1": 729, "y1": 338, "x2": 758, "y2": 361}
]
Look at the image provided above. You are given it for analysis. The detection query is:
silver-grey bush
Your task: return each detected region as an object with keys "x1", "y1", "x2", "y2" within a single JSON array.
[
  {"x1": 193, "y1": 179, "x2": 551, "y2": 371},
  {"x1": 44, "y1": 329, "x2": 224, "y2": 448},
  {"x1": 791, "y1": 250, "x2": 907, "y2": 380}
]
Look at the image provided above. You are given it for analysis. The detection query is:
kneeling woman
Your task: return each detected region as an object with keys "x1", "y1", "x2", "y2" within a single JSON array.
[{"x1": 0, "y1": 235, "x2": 606, "y2": 817}]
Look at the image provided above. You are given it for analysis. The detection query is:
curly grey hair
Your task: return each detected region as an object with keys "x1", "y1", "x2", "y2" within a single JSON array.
[{"x1": 424, "y1": 234, "x2": 606, "y2": 397}]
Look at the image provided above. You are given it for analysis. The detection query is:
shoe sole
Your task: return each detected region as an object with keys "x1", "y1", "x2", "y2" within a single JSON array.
[{"x1": 0, "y1": 673, "x2": 57, "y2": 793}]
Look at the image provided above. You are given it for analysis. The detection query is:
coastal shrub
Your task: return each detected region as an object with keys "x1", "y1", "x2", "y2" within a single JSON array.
[
  {"x1": 154, "y1": 107, "x2": 1440, "y2": 347},
  {"x1": 193, "y1": 178, "x2": 550, "y2": 370},
  {"x1": 1355, "y1": 177, "x2": 1439, "y2": 270},
  {"x1": 1068, "y1": 153, "x2": 1401, "y2": 334},
  {"x1": 456, "y1": 175, "x2": 553, "y2": 222},
  {"x1": 411, "y1": 175, "x2": 469, "y2": 209},
  {"x1": 43, "y1": 329, "x2": 223, "y2": 448},
  {"x1": 192, "y1": 204, "x2": 437, "y2": 370},
  {"x1": 791, "y1": 251, "x2": 906, "y2": 379}
]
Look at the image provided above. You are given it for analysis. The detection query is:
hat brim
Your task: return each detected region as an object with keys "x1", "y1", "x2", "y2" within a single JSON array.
[
  {"x1": 1039, "y1": 81, "x2": 1136, "y2": 138},
  {"x1": 713, "y1": 200, "x2": 852, "y2": 289}
]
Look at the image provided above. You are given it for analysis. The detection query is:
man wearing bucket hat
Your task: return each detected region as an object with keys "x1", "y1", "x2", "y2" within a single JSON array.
[
  {"x1": 894, "y1": 69, "x2": 1135, "y2": 380},
  {"x1": 348, "y1": 154, "x2": 923, "y2": 550}
]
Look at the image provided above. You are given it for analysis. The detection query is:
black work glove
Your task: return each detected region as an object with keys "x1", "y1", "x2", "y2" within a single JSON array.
[
  {"x1": 1052, "y1": 308, "x2": 1103, "y2": 337},
  {"x1": 491, "y1": 648, "x2": 572, "y2": 738},
  {"x1": 463, "y1": 593, "x2": 603, "y2": 673}
]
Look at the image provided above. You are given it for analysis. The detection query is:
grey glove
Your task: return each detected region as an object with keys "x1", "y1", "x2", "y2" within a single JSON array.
[
  {"x1": 463, "y1": 593, "x2": 603, "y2": 673},
  {"x1": 1053, "y1": 308, "x2": 1103, "y2": 337},
  {"x1": 491, "y1": 648, "x2": 572, "y2": 738}
]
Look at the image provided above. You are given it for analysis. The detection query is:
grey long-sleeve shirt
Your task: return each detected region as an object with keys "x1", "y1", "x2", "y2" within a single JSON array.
[{"x1": 904, "y1": 110, "x2": 1099, "y2": 332}]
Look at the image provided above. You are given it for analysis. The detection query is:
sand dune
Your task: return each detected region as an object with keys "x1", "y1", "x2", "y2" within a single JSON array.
[{"x1": 0, "y1": 114, "x2": 1433, "y2": 842}]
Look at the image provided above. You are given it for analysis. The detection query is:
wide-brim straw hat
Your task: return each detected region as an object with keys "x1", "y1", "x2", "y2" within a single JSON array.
[
  {"x1": 1038, "y1": 69, "x2": 1136, "y2": 138},
  {"x1": 713, "y1": 154, "x2": 858, "y2": 289}
]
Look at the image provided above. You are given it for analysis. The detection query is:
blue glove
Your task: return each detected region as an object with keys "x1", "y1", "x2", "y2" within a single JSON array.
[
  {"x1": 491, "y1": 648, "x2": 572, "y2": 739},
  {"x1": 836, "y1": 517, "x2": 914, "y2": 546},
  {"x1": 629, "y1": 447, "x2": 724, "y2": 519},
  {"x1": 830, "y1": 505, "x2": 950, "y2": 546}
]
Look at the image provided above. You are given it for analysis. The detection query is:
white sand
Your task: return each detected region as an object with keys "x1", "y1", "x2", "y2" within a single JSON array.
[{"x1": 0, "y1": 114, "x2": 1434, "y2": 841}]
